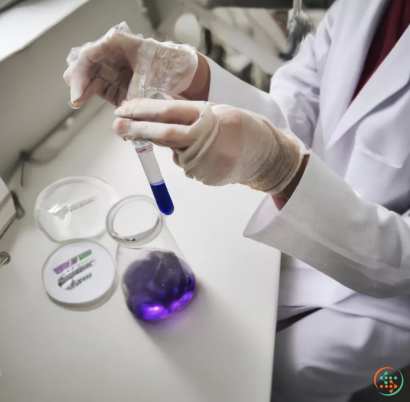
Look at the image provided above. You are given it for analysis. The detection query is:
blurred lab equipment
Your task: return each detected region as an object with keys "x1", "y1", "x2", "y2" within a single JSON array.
[
  {"x1": 182, "y1": 0, "x2": 335, "y2": 8},
  {"x1": 280, "y1": 0, "x2": 313, "y2": 60},
  {"x1": 0, "y1": 251, "x2": 10, "y2": 267},
  {"x1": 155, "y1": 0, "x2": 324, "y2": 92}
]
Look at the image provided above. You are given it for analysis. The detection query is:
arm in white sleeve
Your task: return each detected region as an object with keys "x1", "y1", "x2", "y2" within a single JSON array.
[
  {"x1": 244, "y1": 154, "x2": 410, "y2": 298},
  {"x1": 207, "y1": 2, "x2": 335, "y2": 146}
]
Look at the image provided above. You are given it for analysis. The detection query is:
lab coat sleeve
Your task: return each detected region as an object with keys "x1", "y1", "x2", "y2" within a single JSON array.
[
  {"x1": 206, "y1": 57, "x2": 293, "y2": 136},
  {"x1": 244, "y1": 153, "x2": 410, "y2": 298},
  {"x1": 207, "y1": 2, "x2": 334, "y2": 146}
]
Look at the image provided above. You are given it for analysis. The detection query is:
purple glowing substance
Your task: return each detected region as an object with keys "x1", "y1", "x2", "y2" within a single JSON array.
[{"x1": 122, "y1": 250, "x2": 196, "y2": 321}]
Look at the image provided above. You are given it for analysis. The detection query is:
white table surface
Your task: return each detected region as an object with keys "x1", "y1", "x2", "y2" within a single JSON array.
[{"x1": 0, "y1": 105, "x2": 280, "y2": 402}]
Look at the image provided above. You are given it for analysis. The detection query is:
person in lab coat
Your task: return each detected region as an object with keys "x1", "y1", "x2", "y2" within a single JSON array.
[{"x1": 64, "y1": 0, "x2": 410, "y2": 400}]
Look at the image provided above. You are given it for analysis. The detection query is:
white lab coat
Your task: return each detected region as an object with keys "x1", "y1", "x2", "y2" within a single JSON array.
[
  {"x1": 206, "y1": 0, "x2": 410, "y2": 329},
  {"x1": 207, "y1": 2, "x2": 410, "y2": 399}
]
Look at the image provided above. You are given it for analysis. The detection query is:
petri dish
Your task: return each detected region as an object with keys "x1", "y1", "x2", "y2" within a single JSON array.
[
  {"x1": 35, "y1": 176, "x2": 119, "y2": 243},
  {"x1": 42, "y1": 241, "x2": 116, "y2": 306}
]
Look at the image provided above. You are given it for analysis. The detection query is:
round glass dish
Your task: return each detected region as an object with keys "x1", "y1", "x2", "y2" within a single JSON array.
[
  {"x1": 35, "y1": 176, "x2": 119, "y2": 243},
  {"x1": 106, "y1": 195, "x2": 196, "y2": 321}
]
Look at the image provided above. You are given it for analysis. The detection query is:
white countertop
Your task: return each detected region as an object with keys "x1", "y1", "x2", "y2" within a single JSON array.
[{"x1": 0, "y1": 105, "x2": 280, "y2": 402}]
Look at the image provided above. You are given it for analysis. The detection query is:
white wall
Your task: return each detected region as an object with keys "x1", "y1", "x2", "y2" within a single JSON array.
[{"x1": 0, "y1": 0, "x2": 152, "y2": 180}]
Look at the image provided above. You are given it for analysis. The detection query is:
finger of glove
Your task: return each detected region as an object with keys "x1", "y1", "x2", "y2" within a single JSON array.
[
  {"x1": 116, "y1": 67, "x2": 133, "y2": 89},
  {"x1": 69, "y1": 46, "x2": 101, "y2": 103},
  {"x1": 69, "y1": 35, "x2": 127, "y2": 102},
  {"x1": 75, "y1": 66, "x2": 132, "y2": 107},
  {"x1": 73, "y1": 77, "x2": 111, "y2": 107},
  {"x1": 63, "y1": 63, "x2": 75, "y2": 86},
  {"x1": 65, "y1": 45, "x2": 127, "y2": 89},
  {"x1": 115, "y1": 98, "x2": 203, "y2": 125},
  {"x1": 84, "y1": 32, "x2": 138, "y2": 64},
  {"x1": 113, "y1": 118, "x2": 194, "y2": 149},
  {"x1": 104, "y1": 84, "x2": 123, "y2": 106},
  {"x1": 96, "y1": 62, "x2": 122, "y2": 83},
  {"x1": 173, "y1": 151, "x2": 181, "y2": 167},
  {"x1": 114, "y1": 88, "x2": 128, "y2": 107}
]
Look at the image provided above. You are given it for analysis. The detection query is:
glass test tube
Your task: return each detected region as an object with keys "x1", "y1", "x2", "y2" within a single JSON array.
[{"x1": 132, "y1": 140, "x2": 174, "y2": 215}]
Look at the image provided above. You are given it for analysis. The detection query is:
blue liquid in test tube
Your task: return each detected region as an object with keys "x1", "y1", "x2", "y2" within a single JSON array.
[{"x1": 131, "y1": 140, "x2": 174, "y2": 215}]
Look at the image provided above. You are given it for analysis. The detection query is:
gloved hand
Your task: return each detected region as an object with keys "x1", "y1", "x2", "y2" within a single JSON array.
[
  {"x1": 63, "y1": 22, "x2": 198, "y2": 108},
  {"x1": 113, "y1": 99, "x2": 309, "y2": 194}
]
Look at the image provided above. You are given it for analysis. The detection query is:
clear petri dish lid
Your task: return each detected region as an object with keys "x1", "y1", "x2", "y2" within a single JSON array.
[
  {"x1": 35, "y1": 177, "x2": 119, "y2": 243},
  {"x1": 106, "y1": 195, "x2": 164, "y2": 248}
]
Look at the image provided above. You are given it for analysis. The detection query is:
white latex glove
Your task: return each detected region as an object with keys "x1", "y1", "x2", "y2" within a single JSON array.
[
  {"x1": 63, "y1": 22, "x2": 198, "y2": 107},
  {"x1": 113, "y1": 99, "x2": 308, "y2": 194}
]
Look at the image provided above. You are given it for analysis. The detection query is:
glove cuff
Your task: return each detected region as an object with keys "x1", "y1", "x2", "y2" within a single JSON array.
[{"x1": 247, "y1": 126, "x2": 309, "y2": 195}]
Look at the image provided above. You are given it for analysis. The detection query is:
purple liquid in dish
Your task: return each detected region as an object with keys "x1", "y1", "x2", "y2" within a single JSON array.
[{"x1": 122, "y1": 249, "x2": 196, "y2": 321}]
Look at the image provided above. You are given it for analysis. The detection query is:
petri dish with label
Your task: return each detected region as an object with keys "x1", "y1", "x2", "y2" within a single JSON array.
[{"x1": 42, "y1": 241, "x2": 116, "y2": 306}]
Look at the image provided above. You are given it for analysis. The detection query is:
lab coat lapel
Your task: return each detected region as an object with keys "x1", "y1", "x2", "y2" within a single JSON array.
[{"x1": 327, "y1": 11, "x2": 410, "y2": 150}]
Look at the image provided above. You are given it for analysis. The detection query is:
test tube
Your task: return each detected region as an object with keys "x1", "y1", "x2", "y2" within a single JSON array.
[{"x1": 132, "y1": 140, "x2": 174, "y2": 215}]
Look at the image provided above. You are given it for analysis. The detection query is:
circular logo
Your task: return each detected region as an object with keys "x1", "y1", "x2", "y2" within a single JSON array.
[{"x1": 374, "y1": 367, "x2": 404, "y2": 396}]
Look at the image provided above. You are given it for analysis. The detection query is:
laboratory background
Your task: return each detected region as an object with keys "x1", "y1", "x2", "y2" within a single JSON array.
[{"x1": 1, "y1": 0, "x2": 410, "y2": 402}]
